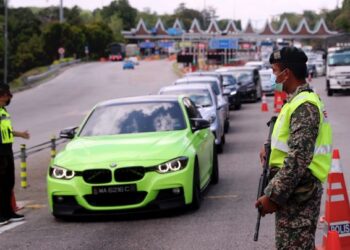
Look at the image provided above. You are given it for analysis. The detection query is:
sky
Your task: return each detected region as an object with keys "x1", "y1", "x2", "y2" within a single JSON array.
[{"x1": 9, "y1": 0, "x2": 342, "y2": 28}]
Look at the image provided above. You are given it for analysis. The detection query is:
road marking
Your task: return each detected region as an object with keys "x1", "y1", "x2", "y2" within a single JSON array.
[
  {"x1": 206, "y1": 194, "x2": 239, "y2": 199},
  {"x1": 0, "y1": 221, "x2": 26, "y2": 235},
  {"x1": 26, "y1": 204, "x2": 46, "y2": 209}
]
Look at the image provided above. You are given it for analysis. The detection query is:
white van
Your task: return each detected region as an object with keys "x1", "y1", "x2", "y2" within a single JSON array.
[{"x1": 326, "y1": 48, "x2": 350, "y2": 96}]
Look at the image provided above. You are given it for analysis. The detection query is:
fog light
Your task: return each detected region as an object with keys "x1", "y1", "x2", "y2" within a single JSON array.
[{"x1": 172, "y1": 188, "x2": 181, "y2": 194}]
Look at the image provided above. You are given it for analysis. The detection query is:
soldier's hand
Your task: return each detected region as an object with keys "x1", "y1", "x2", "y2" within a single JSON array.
[
  {"x1": 21, "y1": 130, "x2": 30, "y2": 139},
  {"x1": 259, "y1": 146, "x2": 266, "y2": 166},
  {"x1": 255, "y1": 195, "x2": 278, "y2": 216}
]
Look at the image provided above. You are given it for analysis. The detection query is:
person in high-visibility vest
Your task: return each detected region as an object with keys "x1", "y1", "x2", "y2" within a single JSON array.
[
  {"x1": 0, "y1": 84, "x2": 30, "y2": 226},
  {"x1": 255, "y1": 47, "x2": 332, "y2": 249}
]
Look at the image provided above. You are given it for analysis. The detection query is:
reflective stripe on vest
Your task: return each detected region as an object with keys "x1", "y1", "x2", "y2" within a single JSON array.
[
  {"x1": 269, "y1": 91, "x2": 332, "y2": 182},
  {"x1": 0, "y1": 108, "x2": 14, "y2": 144}
]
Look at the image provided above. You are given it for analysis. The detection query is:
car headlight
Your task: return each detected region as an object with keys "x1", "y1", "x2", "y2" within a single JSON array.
[
  {"x1": 230, "y1": 90, "x2": 237, "y2": 96},
  {"x1": 50, "y1": 165, "x2": 75, "y2": 180},
  {"x1": 156, "y1": 157, "x2": 188, "y2": 174}
]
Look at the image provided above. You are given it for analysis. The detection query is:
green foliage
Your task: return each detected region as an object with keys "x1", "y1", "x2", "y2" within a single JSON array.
[
  {"x1": 13, "y1": 35, "x2": 48, "y2": 74},
  {"x1": 174, "y1": 3, "x2": 204, "y2": 30},
  {"x1": 334, "y1": 11, "x2": 350, "y2": 32},
  {"x1": 100, "y1": 0, "x2": 137, "y2": 30},
  {"x1": 83, "y1": 22, "x2": 114, "y2": 59},
  {"x1": 108, "y1": 14, "x2": 124, "y2": 42},
  {"x1": 42, "y1": 23, "x2": 86, "y2": 61}
]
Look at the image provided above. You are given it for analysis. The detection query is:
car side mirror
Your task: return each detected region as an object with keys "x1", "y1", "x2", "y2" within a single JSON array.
[
  {"x1": 191, "y1": 118, "x2": 210, "y2": 131},
  {"x1": 59, "y1": 126, "x2": 78, "y2": 139}
]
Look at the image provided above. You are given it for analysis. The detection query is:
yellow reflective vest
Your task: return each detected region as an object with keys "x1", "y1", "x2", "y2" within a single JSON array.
[
  {"x1": 0, "y1": 107, "x2": 14, "y2": 144},
  {"x1": 269, "y1": 91, "x2": 332, "y2": 182}
]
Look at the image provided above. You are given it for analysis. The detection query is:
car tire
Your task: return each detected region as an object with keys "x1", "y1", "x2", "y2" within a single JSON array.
[
  {"x1": 233, "y1": 103, "x2": 241, "y2": 110},
  {"x1": 211, "y1": 146, "x2": 219, "y2": 185},
  {"x1": 327, "y1": 88, "x2": 334, "y2": 96},
  {"x1": 190, "y1": 161, "x2": 201, "y2": 210}
]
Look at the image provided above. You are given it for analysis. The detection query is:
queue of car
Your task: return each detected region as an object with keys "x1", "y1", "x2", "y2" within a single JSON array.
[{"x1": 47, "y1": 62, "x2": 268, "y2": 219}]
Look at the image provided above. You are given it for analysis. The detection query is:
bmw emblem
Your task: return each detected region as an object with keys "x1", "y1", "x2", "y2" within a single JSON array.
[{"x1": 110, "y1": 163, "x2": 117, "y2": 168}]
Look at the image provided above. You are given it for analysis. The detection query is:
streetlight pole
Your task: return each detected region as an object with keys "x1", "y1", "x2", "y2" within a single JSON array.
[
  {"x1": 4, "y1": 0, "x2": 8, "y2": 85},
  {"x1": 59, "y1": 0, "x2": 64, "y2": 23}
]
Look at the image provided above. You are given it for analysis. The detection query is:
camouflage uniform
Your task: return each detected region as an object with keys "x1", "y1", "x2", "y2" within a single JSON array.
[{"x1": 265, "y1": 83, "x2": 322, "y2": 250}]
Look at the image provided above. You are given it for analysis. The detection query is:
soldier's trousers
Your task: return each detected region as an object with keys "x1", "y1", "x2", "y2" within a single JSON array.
[
  {"x1": 275, "y1": 183, "x2": 323, "y2": 250},
  {"x1": 0, "y1": 154, "x2": 15, "y2": 218}
]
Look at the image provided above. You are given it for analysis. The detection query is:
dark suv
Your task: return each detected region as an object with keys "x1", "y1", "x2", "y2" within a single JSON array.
[
  {"x1": 226, "y1": 66, "x2": 262, "y2": 102},
  {"x1": 219, "y1": 72, "x2": 242, "y2": 110}
]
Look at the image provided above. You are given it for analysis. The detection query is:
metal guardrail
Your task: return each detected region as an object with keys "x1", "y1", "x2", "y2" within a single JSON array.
[
  {"x1": 13, "y1": 136, "x2": 68, "y2": 188},
  {"x1": 24, "y1": 59, "x2": 81, "y2": 85}
]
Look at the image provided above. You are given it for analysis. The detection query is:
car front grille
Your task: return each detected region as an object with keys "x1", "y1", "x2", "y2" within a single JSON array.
[
  {"x1": 82, "y1": 169, "x2": 112, "y2": 184},
  {"x1": 114, "y1": 167, "x2": 145, "y2": 182},
  {"x1": 84, "y1": 192, "x2": 147, "y2": 206}
]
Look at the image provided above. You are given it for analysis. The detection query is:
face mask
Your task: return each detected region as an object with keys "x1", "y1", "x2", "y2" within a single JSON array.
[{"x1": 271, "y1": 70, "x2": 286, "y2": 92}]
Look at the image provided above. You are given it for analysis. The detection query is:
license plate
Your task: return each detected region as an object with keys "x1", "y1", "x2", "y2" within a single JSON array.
[{"x1": 92, "y1": 184, "x2": 137, "y2": 195}]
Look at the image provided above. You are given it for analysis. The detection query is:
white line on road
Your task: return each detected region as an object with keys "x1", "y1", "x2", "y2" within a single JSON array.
[{"x1": 0, "y1": 221, "x2": 26, "y2": 235}]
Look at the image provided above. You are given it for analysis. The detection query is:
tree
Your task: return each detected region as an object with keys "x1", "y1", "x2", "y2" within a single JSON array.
[
  {"x1": 333, "y1": 0, "x2": 350, "y2": 32},
  {"x1": 100, "y1": 0, "x2": 137, "y2": 30},
  {"x1": 83, "y1": 22, "x2": 113, "y2": 59},
  {"x1": 174, "y1": 3, "x2": 204, "y2": 30},
  {"x1": 13, "y1": 35, "x2": 48, "y2": 74},
  {"x1": 108, "y1": 14, "x2": 124, "y2": 42}
]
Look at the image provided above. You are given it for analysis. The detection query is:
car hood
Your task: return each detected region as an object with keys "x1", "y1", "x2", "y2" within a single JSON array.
[{"x1": 54, "y1": 131, "x2": 190, "y2": 169}]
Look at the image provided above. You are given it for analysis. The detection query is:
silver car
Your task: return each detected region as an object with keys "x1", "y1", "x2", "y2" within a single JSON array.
[
  {"x1": 159, "y1": 84, "x2": 225, "y2": 152},
  {"x1": 174, "y1": 76, "x2": 230, "y2": 133}
]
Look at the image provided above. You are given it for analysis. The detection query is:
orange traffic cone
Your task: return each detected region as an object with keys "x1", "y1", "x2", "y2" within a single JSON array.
[
  {"x1": 274, "y1": 95, "x2": 283, "y2": 113},
  {"x1": 326, "y1": 231, "x2": 342, "y2": 250},
  {"x1": 321, "y1": 149, "x2": 350, "y2": 249},
  {"x1": 261, "y1": 93, "x2": 268, "y2": 112}
]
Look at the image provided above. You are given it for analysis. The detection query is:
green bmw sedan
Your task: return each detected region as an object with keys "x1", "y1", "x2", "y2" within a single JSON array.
[{"x1": 47, "y1": 95, "x2": 218, "y2": 218}]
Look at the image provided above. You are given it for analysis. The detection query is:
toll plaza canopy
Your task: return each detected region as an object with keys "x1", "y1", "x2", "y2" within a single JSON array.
[{"x1": 122, "y1": 18, "x2": 338, "y2": 41}]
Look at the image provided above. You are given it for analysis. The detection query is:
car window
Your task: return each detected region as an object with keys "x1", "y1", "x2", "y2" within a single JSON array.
[
  {"x1": 79, "y1": 101, "x2": 186, "y2": 136},
  {"x1": 161, "y1": 89, "x2": 213, "y2": 107},
  {"x1": 183, "y1": 98, "x2": 202, "y2": 128}
]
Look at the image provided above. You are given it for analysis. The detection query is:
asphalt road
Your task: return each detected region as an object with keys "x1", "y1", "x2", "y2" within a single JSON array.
[{"x1": 1, "y1": 60, "x2": 349, "y2": 250}]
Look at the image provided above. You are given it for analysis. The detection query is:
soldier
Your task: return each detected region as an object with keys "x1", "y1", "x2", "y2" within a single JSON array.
[
  {"x1": 255, "y1": 47, "x2": 332, "y2": 249},
  {"x1": 0, "y1": 84, "x2": 30, "y2": 225}
]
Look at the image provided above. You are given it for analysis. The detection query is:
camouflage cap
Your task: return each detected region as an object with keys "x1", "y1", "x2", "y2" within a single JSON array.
[{"x1": 269, "y1": 46, "x2": 308, "y2": 64}]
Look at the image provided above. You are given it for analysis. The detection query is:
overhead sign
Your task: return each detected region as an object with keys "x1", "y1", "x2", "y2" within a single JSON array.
[
  {"x1": 139, "y1": 41, "x2": 155, "y2": 49},
  {"x1": 167, "y1": 28, "x2": 183, "y2": 36},
  {"x1": 209, "y1": 39, "x2": 238, "y2": 49},
  {"x1": 158, "y1": 41, "x2": 174, "y2": 48}
]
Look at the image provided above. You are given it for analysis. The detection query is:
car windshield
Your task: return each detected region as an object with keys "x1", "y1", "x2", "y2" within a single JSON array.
[
  {"x1": 230, "y1": 71, "x2": 253, "y2": 82},
  {"x1": 161, "y1": 89, "x2": 213, "y2": 107},
  {"x1": 185, "y1": 80, "x2": 220, "y2": 95},
  {"x1": 328, "y1": 52, "x2": 350, "y2": 66},
  {"x1": 79, "y1": 102, "x2": 186, "y2": 136},
  {"x1": 222, "y1": 75, "x2": 237, "y2": 86}
]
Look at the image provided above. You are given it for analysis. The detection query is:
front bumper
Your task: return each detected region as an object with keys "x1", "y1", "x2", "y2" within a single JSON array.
[
  {"x1": 47, "y1": 161, "x2": 194, "y2": 216},
  {"x1": 329, "y1": 78, "x2": 350, "y2": 90}
]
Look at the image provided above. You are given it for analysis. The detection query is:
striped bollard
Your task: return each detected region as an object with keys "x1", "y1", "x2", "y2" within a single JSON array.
[
  {"x1": 50, "y1": 136, "x2": 56, "y2": 164},
  {"x1": 20, "y1": 144, "x2": 27, "y2": 188}
]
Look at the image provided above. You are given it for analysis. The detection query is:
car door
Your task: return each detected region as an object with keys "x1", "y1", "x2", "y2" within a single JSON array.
[{"x1": 183, "y1": 98, "x2": 212, "y2": 187}]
